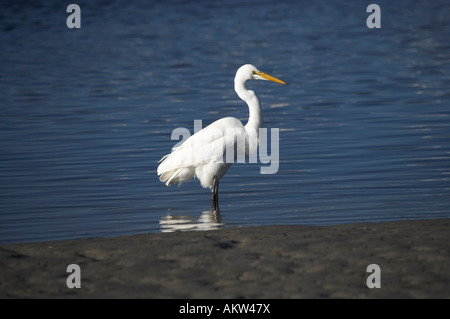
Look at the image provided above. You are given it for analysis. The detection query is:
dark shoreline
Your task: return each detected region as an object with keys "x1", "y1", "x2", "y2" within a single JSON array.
[{"x1": 1, "y1": 219, "x2": 449, "y2": 298}]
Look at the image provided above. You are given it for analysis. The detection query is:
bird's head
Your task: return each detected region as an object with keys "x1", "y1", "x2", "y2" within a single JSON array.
[{"x1": 236, "y1": 64, "x2": 286, "y2": 84}]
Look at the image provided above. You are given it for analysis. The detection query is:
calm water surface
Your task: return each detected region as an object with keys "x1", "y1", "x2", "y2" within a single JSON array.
[{"x1": 1, "y1": 0, "x2": 449, "y2": 243}]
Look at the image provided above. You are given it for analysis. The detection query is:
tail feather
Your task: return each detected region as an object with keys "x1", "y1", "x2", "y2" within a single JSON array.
[
  {"x1": 157, "y1": 152, "x2": 195, "y2": 186},
  {"x1": 159, "y1": 168, "x2": 182, "y2": 186},
  {"x1": 158, "y1": 154, "x2": 169, "y2": 163},
  {"x1": 159, "y1": 167, "x2": 195, "y2": 186}
]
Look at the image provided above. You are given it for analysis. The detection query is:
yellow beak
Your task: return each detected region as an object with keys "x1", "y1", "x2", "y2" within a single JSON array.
[{"x1": 255, "y1": 70, "x2": 286, "y2": 84}]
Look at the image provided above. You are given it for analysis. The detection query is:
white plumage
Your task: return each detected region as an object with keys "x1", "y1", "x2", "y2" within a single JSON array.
[{"x1": 157, "y1": 64, "x2": 285, "y2": 210}]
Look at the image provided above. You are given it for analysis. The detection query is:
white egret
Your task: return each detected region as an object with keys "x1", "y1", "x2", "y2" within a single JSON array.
[{"x1": 157, "y1": 64, "x2": 285, "y2": 211}]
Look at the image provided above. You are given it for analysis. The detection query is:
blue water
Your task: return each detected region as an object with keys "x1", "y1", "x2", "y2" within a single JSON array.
[{"x1": 1, "y1": 0, "x2": 449, "y2": 244}]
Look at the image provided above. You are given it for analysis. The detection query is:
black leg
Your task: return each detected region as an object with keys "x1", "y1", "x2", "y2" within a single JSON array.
[
  {"x1": 211, "y1": 175, "x2": 219, "y2": 212},
  {"x1": 210, "y1": 177, "x2": 215, "y2": 209}
]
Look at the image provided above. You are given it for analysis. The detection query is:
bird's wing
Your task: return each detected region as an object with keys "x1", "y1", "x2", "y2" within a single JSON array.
[{"x1": 157, "y1": 117, "x2": 245, "y2": 174}]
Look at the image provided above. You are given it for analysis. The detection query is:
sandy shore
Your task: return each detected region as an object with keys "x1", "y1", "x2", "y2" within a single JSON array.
[{"x1": 0, "y1": 219, "x2": 449, "y2": 298}]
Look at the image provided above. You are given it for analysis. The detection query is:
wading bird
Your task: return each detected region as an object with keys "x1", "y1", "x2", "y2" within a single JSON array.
[{"x1": 157, "y1": 64, "x2": 285, "y2": 211}]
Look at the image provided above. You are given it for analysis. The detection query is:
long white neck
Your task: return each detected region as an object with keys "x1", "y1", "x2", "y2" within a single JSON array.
[{"x1": 234, "y1": 78, "x2": 263, "y2": 134}]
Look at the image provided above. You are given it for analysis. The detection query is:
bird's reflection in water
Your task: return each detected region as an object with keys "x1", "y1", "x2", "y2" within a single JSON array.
[{"x1": 159, "y1": 210, "x2": 222, "y2": 232}]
